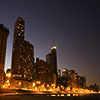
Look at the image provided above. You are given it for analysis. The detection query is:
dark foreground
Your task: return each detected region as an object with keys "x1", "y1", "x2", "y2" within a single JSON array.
[
  {"x1": 0, "y1": 89, "x2": 100, "y2": 100},
  {"x1": 0, "y1": 94, "x2": 100, "y2": 100}
]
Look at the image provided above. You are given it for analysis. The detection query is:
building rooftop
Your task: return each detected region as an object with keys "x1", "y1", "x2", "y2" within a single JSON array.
[{"x1": 0, "y1": 24, "x2": 9, "y2": 33}]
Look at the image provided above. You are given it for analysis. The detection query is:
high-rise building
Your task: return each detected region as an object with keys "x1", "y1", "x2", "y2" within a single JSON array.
[
  {"x1": 11, "y1": 17, "x2": 25, "y2": 75},
  {"x1": 11, "y1": 17, "x2": 25, "y2": 76},
  {"x1": 51, "y1": 46, "x2": 57, "y2": 76},
  {"x1": 46, "y1": 45, "x2": 57, "y2": 76},
  {"x1": 11, "y1": 17, "x2": 34, "y2": 81},
  {"x1": 19, "y1": 40, "x2": 34, "y2": 81},
  {"x1": 0, "y1": 24, "x2": 9, "y2": 87}
]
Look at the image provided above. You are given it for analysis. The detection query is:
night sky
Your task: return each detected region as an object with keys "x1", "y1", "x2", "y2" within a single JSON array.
[{"x1": 0, "y1": 0, "x2": 100, "y2": 86}]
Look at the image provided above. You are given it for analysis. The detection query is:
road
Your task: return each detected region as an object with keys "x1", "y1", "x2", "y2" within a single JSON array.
[{"x1": 0, "y1": 89, "x2": 100, "y2": 100}]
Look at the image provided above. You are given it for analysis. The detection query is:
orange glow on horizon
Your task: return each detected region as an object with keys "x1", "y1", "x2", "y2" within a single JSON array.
[{"x1": 2, "y1": 79, "x2": 99, "y2": 95}]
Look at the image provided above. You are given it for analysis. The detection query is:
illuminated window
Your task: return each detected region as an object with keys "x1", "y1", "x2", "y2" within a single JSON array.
[
  {"x1": 18, "y1": 82, "x2": 21, "y2": 85},
  {"x1": 17, "y1": 26, "x2": 20, "y2": 29},
  {"x1": 24, "y1": 74, "x2": 26, "y2": 78},
  {"x1": 18, "y1": 33, "x2": 21, "y2": 36},
  {"x1": 21, "y1": 30, "x2": 24, "y2": 32}
]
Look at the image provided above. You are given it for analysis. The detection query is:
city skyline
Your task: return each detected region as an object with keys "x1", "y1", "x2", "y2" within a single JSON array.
[{"x1": 0, "y1": 0, "x2": 100, "y2": 86}]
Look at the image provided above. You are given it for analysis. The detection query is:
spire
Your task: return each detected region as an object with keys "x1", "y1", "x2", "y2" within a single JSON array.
[
  {"x1": 51, "y1": 36, "x2": 57, "y2": 50},
  {"x1": 53, "y1": 37, "x2": 55, "y2": 47}
]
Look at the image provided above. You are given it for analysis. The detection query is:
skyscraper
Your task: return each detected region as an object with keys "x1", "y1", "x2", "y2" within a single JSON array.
[
  {"x1": 11, "y1": 17, "x2": 34, "y2": 81},
  {"x1": 0, "y1": 24, "x2": 9, "y2": 87},
  {"x1": 51, "y1": 46, "x2": 57, "y2": 76},
  {"x1": 46, "y1": 46, "x2": 57, "y2": 76},
  {"x1": 11, "y1": 17, "x2": 25, "y2": 76}
]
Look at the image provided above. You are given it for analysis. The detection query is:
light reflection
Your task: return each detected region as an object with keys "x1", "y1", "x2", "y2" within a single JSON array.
[
  {"x1": 67, "y1": 94, "x2": 71, "y2": 96},
  {"x1": 51, "y1": 94, "x2": 56, "y2": 96},
  {"x1": 61, "y1": 94, "x2": 64, "y2": 96}
]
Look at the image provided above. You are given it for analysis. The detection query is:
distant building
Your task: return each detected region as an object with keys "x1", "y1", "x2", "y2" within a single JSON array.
[
  {"x1": 11, "y1": 17, "x2": 34, "y2": 81},
  {"x1": 57, "y1": 68, "x2": 69, "y2": 88},
  {"x1": 57, "y1": 68, "x2": 86, "y2": 89},
  {"x1": 35, "y1": 59, "x2": 54, "y2": 85},
  {"x1": 68, "y1": 70, "x2": 78, "y2": 88},
  {"x1": 57, "y1": 69, "x2": 61, "y2": 78},
  {"x1": 57, "y1": 77, "x2": 69, "y2": 89},
  {"x1": 77, "y1": 76, "x2": 86, "y2": 88},
  {"x1": 89, "y1": 83, "x2": 99, "y2": 92},
  {"x1": 0, "y1": 24, "x2": 9, "y2": 87},
  {"x1": 62, "y1": 68, "x2": 69, "y2": 77},
  {"x1": 46, "y1": 46, "x2": 57, "y2": 77}
]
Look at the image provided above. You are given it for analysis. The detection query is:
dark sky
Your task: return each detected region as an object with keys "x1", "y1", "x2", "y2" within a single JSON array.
[{"x1": 0, "y1": 0, "x2": 100, "y2": 86}]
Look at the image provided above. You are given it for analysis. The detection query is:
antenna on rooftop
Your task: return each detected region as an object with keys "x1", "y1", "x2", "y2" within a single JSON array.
[{"x1": 53, "y1": 36, "x2": 56, "y2": 46}]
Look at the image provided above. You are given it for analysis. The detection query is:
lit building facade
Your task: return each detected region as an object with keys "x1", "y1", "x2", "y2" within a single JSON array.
[
  {"x1": 11, "y1": 17, "x2": 34, "y2": 82},
  {"x1": 0, "y1": 24, "x2": 9, "y2": 87},
  {"x1": 77, "y1": 76, "x2": 86, "y2": 88},
  {"x1": 35, "y1": 59, "x2": 54, "y2": 85},
  {"x1": 68, "y1": 70, "x2": 78, "y2": 88},
  {"x1": 57, "y1": 68, "x2": 86, "y2": 89}
]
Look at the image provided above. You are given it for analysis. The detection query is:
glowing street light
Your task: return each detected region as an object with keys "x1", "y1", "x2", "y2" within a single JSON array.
[
  {"x1": 33, "y1": 82, "x2": 36, "y2": 87},
  {"x1": 18, "y1": 82, "x2": 21, "y2": 86},
  {"x1": 36, "y1": 81, "x2": 41, "y2": 84},
  {"x1": 6, "y1": 72, "x2": 11, "y2": 78}
]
